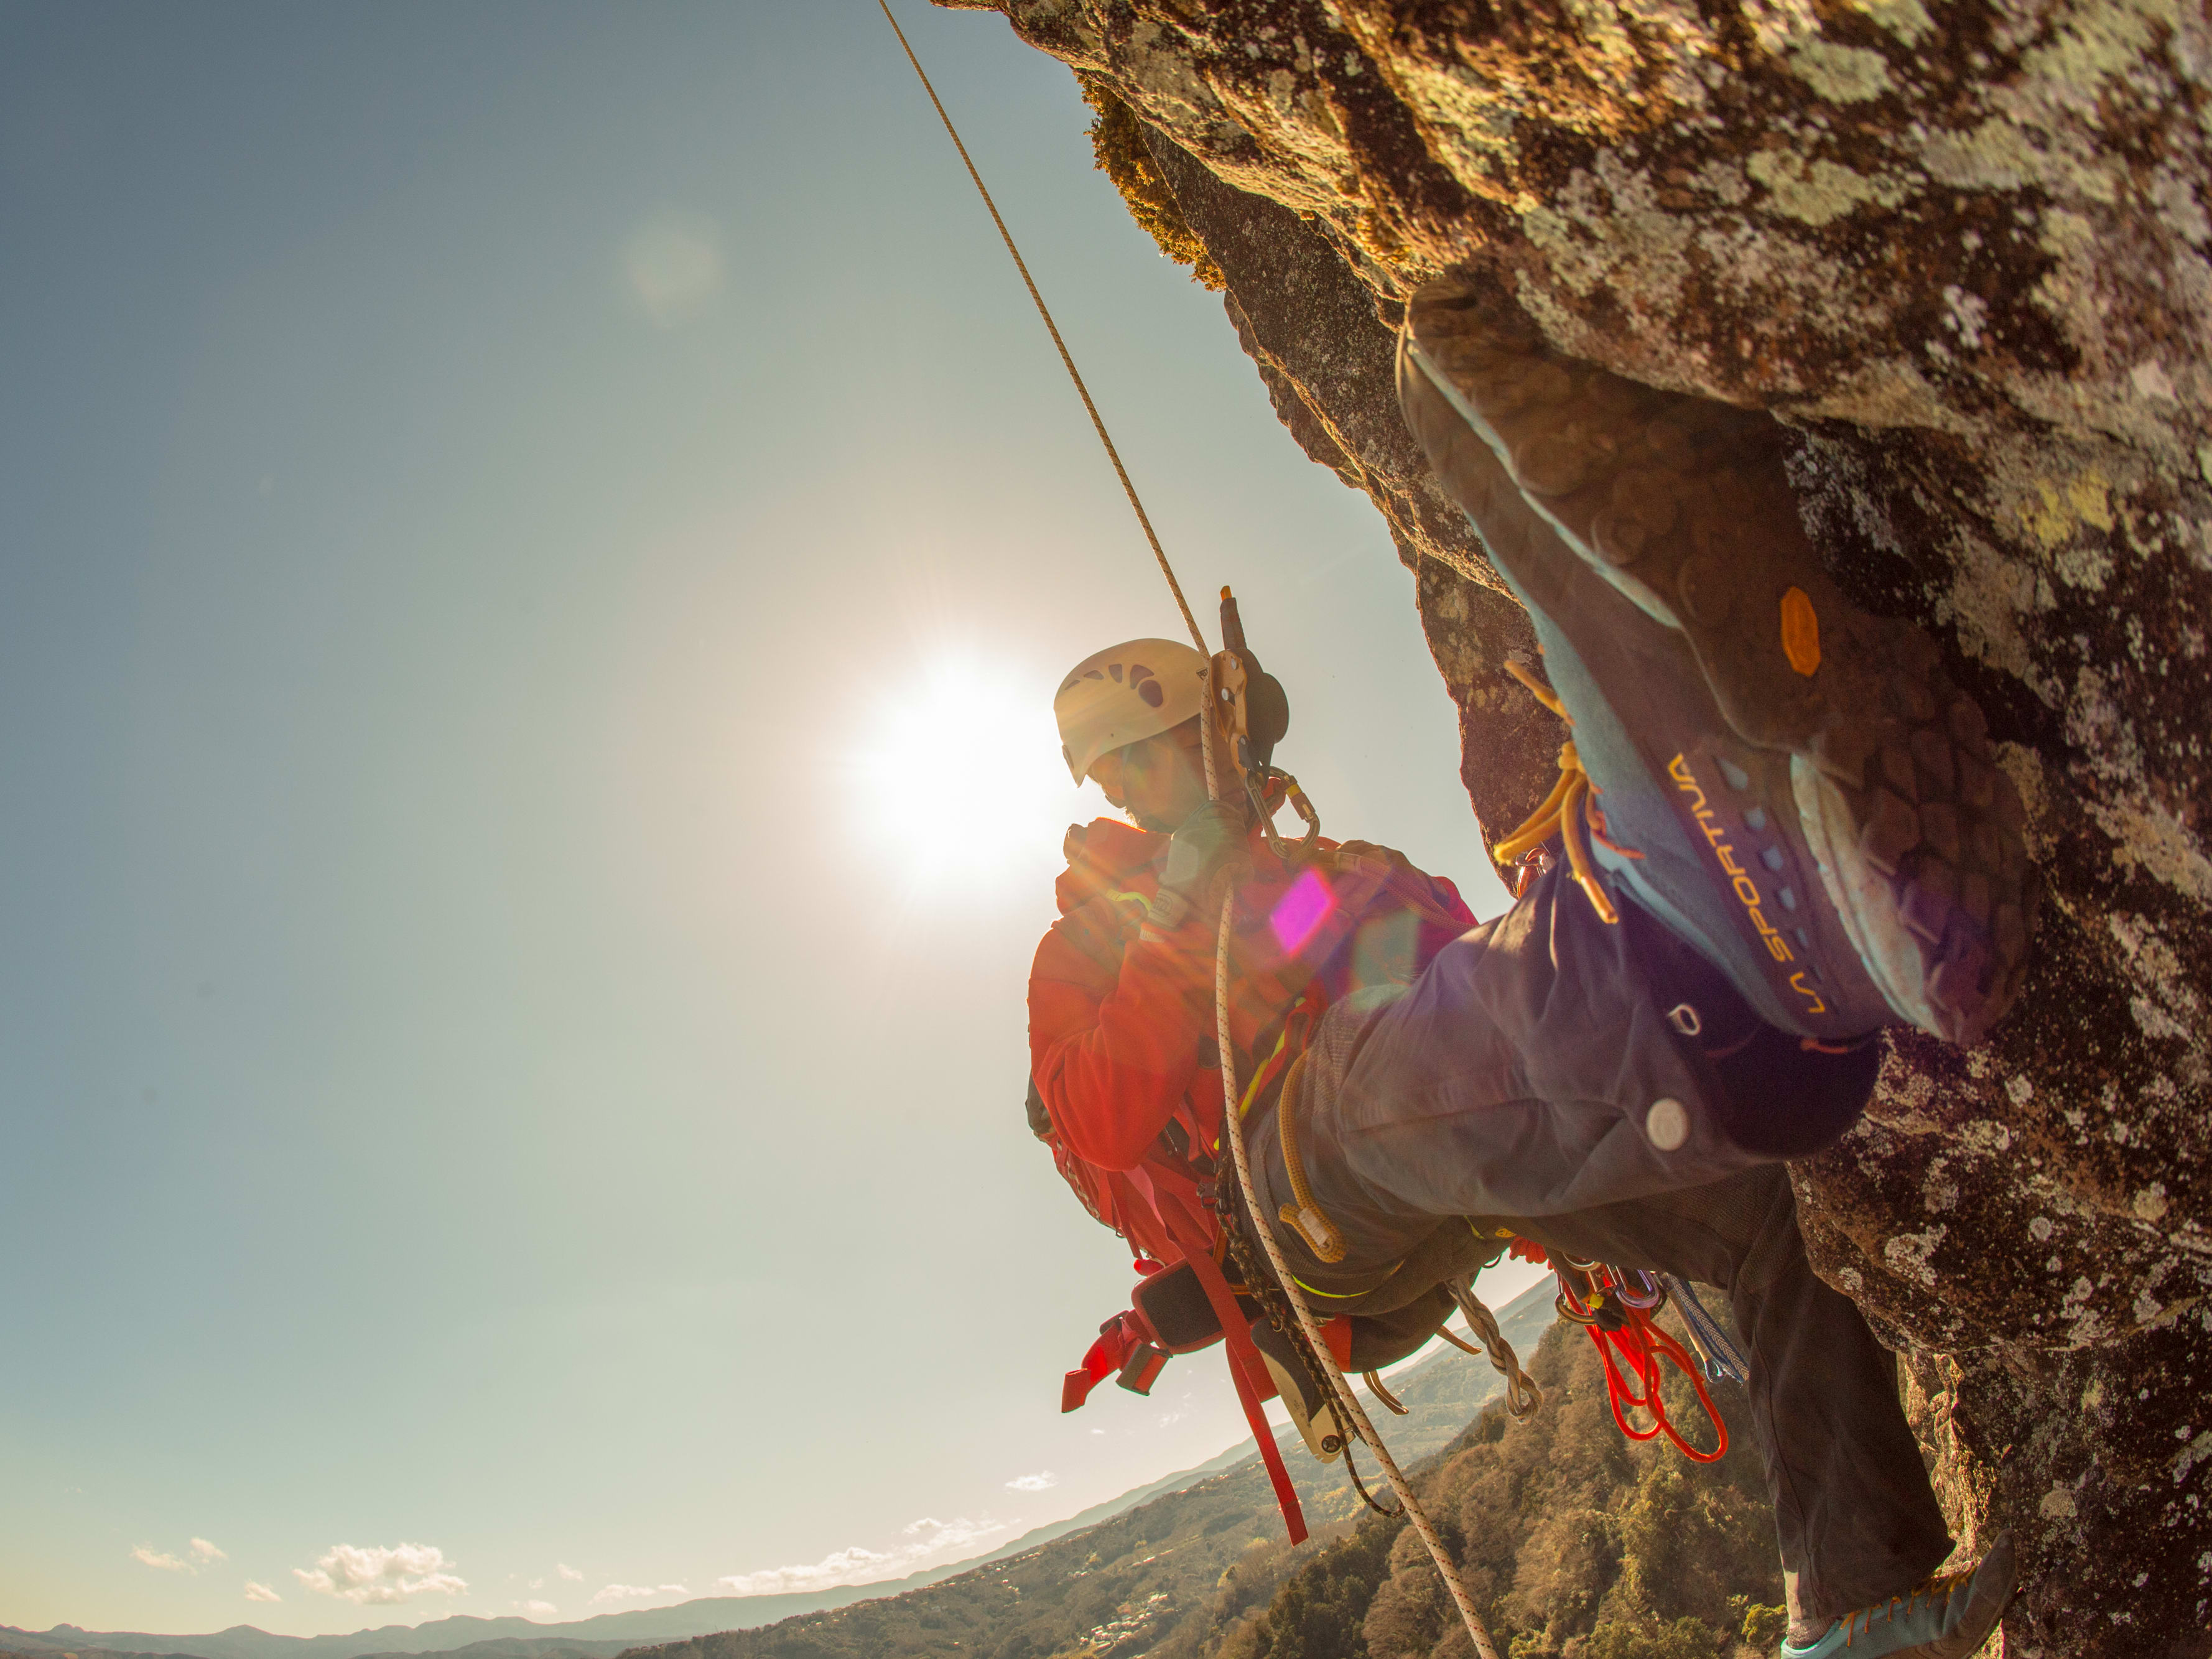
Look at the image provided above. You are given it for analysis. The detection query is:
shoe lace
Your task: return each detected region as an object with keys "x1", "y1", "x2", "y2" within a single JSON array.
[
  {"x1": 1836, "y1": 1560, "x2": 1977, "y2": 1645},
  {"x1": 1492, "y1": 659, "x2": 1640, "y2": 926}
]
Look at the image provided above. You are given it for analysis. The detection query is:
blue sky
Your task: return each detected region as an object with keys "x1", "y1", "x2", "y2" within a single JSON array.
[{"x1": 0, "y1": 0, "x2": 1536, "y2": 1633}]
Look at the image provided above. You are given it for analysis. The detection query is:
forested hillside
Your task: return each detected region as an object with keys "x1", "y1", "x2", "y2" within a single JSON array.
[
  {"x1": 632, "y1": 1305, "x2": 1787, "y2": 1659},
  {"x1": 1222, "y1": 1321, "x2": 1786, "y2": 1659}
]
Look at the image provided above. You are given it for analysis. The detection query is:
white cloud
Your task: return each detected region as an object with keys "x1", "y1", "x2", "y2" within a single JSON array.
[
  {"x1": 191, "y1": 1538, "x2": 228, "y2": 1564},
  {"x1": 590, "y1": 1584, "x2": 690, "y2": 1606},
  {"x1": 716, "y1": 1516, "x2": 1012, "y2": 1599},
  {"x1": 244, "y1": 1582, "x2": 282, "y2": 1604},
  {"x1": 133, "y1": 1546, "x2": 188, "y2": 1572},
  {"x1": 293, "y1": 1543, "x2": 468, "y2": 1606},
  {"x1": 514, "y1": 1601, "x2": 558, "y2": 1618},
  {"x1": 1004, "y1": 1472, "x2": 1058, "y2": 1493},
  {"x1": 557, "y1": 1564, "x2": 583, "y2": 1582},
  {"x1": 621, "y1": 210, "x2": 724, "y2": 327}
]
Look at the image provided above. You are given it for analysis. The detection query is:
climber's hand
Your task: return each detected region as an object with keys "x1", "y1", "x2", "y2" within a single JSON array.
[
  {"x1": 1332, "y1": 839, "x2": 1413, "y2": 873},
  {"x1": 1147, "y1": 800, "x2": 1250, "y2": 931}
]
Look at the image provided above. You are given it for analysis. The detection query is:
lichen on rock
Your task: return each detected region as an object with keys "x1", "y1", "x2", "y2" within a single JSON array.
[{"x1": 948, "y1": 0, "x2": 2211, "y2": 1648}]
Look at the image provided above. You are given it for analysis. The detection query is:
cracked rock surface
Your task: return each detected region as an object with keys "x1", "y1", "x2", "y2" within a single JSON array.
[{"x1": 949, "y1": 0, "x2": 2211, "y2": 1649}]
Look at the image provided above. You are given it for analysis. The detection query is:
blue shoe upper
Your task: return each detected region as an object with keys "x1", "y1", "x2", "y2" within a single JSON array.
[{"x1": 1776, "y1": 1542, "x2": 2009, "y2": 1659}]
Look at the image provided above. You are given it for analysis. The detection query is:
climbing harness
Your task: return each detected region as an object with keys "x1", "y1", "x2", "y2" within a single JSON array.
[{"x1": 881, "y1": 9, "x2": 1510, "y2": 1652}]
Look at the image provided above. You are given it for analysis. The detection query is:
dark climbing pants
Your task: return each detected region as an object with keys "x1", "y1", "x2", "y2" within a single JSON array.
[
  {"x1": 1507, "y1": 1166, "x2": 1954, "y2": 1629},
  {"x1": 1243, "y1": 870, "x2": 1953, "y2": 1624}
]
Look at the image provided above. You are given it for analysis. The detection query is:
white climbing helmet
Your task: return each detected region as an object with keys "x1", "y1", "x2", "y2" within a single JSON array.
[{"x1": 1054, "y1": 638, "x2": 1209, "y2": 784}]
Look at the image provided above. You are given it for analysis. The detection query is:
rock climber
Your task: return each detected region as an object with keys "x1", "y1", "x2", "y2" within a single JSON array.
[{"x1": 1025, "y1": 277, "x2": 2035, "y2": 1658}]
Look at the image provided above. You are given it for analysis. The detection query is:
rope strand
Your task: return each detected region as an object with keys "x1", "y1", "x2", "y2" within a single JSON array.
[
  {"x1": 1209, "y1": 869, "x2": 1501, "y2": 1659},
  {"x1": 875, "y1": 0, "x2": 1206, "y2": 657}
]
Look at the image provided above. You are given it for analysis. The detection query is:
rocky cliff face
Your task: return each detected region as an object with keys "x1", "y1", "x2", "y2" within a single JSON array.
[{"x1": 949, "y1": 1, "x2": 2211, "y2": 1650}]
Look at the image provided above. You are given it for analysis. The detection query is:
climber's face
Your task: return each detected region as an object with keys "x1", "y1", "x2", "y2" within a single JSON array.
[{"x1": 1089, "y1": 717, "x2": 1211, "y2": 833}]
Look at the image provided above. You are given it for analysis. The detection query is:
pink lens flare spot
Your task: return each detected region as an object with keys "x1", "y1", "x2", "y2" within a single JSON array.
[{"x1": 1269, "y1": 867, "x2": 1337, "y2": 955}]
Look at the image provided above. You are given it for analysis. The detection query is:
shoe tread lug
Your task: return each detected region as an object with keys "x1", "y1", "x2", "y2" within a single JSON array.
[
  {"x1": 1945, "y1": 695, "x2": 1988, "y2": 745},
  {"x1": 1897, "y1": 677, "x2": 1940, "y2": 723},
  {"x1": 1610, "y1": 467, "x2": 1681, "y2": 527},
  {"x1": 1861, "y1": 787, "x2": 1921, "y2": 872},
  {"x1": 1956, "y1": 750, "x2": 1997, "y2": 811},
  {"x1": 1591, "y1": 507, "x2": 1648, "y2": 566},
  {"x1": 1879, "y1": 743, "x2": 1919, "y2": 801},
  {"x1": 1902, "y1": 864, "x2": 1956, "y2": 944},
  {"x1": 1961, "y1": 868, "x2": 1992, "y2": 927},
  {"x1": 1918, "y1": 799, "x2": 1963, "y2": 864},
  {"x1": 1992, "y1": 772, "x2": 2027, "y2": 832},
  {"x1": 1810, "y1": 725, "x2": 1874, "y2": 787},
  {"x1": 1909, "y1": 725, "x2": 1956, "y2": 791},
  {"x1": 1512, "y1": 425, "x2": 1596, "y2": 496}
]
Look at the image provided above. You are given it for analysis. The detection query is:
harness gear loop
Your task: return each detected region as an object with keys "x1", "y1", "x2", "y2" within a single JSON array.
[
  {"x1": 1566, "y1": 1263, "x2": 1729, "y2": 1462},
  {"x1": 1364, "y1": 1369, "x2": 1410, "y2": 1416}
]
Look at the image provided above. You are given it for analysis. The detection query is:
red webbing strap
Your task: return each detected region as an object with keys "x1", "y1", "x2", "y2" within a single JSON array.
[
  {"x1": 1153, "y1": 1187, "x2": 1308, "y2": 1545},
  {"x1": 1062, "y1": 1311, "x2": 1146, "y2": 1414}
]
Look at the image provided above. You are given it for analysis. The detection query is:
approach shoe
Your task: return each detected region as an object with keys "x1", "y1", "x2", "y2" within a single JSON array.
[
  {"x1": 1780, "y1": 1535, "x2": 2016, "y2": 1658},
  {"x1": 1398, "y1": 278, "x2": 2036, "y2": 1046}
]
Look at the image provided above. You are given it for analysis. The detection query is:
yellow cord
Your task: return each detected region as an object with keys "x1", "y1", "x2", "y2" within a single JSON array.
[{"x1": 1492, "y1": 662, "x2": 1621, "y2": 925}]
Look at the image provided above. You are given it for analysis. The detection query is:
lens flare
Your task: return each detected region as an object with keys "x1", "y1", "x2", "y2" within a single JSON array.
[{"x1": 1269, "y1": 866, "x2": 1337, "y2": 955}]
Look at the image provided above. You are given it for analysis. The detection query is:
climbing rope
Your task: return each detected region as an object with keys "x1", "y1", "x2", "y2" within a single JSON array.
[
  {"x1": 880, "y1": 11, "x2": 1500, "y2": 1653},
  {"x1": 1204, "y1": 784, "x2": 1500, "y2": 1659},
  {"x1": 873, "y1": 0, "x2": 1207, "y2": 664}
]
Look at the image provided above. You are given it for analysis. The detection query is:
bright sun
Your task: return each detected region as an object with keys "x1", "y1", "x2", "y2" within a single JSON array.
[{"x1": 846, "y1": 656, "x2": 1091, "y2": 886}]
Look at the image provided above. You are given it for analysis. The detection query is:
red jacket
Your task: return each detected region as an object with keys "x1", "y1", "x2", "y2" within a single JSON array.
[{"x1": 1027, "y1": 816, "x2": 1477, "y2": 1271}]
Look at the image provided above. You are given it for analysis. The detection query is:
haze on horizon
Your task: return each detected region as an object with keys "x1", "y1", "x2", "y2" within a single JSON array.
[{"x1": 0, "y1": 1, "x2": 1538, "y2": 1637}]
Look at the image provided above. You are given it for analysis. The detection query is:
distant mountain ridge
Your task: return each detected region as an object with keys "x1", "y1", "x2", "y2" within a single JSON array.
[
  {"x1": 8, "y1": 1282, "x2": 1556, "y2": 1659},
  {"x1": 0, "y1": 1421, "x2": 1265, "y2": 1659}
]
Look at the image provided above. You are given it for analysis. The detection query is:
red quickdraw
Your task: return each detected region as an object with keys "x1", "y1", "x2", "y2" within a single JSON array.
[{"x1": 1517, "y1": 1241, "x2": 1729, "y2": 1464}]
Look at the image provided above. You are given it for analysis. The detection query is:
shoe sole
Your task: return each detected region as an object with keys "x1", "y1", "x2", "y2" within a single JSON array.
[
  {"x1": 1401, "y1": 281, "x2": 2035, "y2": 1046},
  {"x1": 1917, "y1": 1532, "x2": 2017, "y2": 1658}
]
